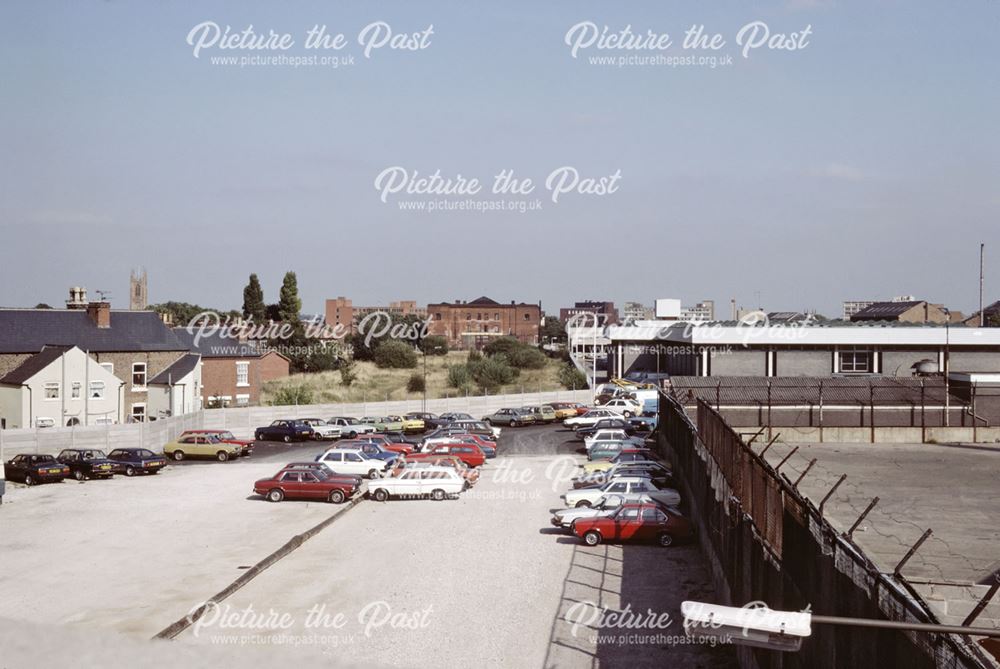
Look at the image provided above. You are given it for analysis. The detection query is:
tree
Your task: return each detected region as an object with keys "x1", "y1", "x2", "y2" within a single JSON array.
[
  {"x1": 373, "y1": 340, "x2": 418, "y2": 369},
  {"x1": 271, "y1": 385, "x2": 314, "y2": 406},
  {"x1": 540, "y1": 317, "x2": 567, "y2": 343},
  {"x1": 242, "y1": 274, "x2": 266, "y2": 322},
  {"x1": 420, "y1": 335, "x2": 449, "y2": 355},
  {"x1": 151, "y1": 301, "x2": 239, "y2": 326},
  {"x1": 34, "y1": 303, "x2": 53, "y2": 309},
  {"x1": 339, "y1": 359, "x2": 358, "y2": 387},
  {"x1": 558, "y1": 363, "x2": 588, "y2": 390},
  {"x1": 407, "y1": 372, "x2": 426, "y2": 393},
  {"x1": 277, "y1": 272, "x2": 302, "y2": 324},
  {"x1": 483, "y1": 336, "x2": 522, "y2": 358},
  {"x1": 507, "y1": 345, "x2": 548, "y2": 370},
  {"x1": 469, "y1": 355, "x2": 518, "y2": 392},
  {"x1": 447, "y1": 364, "x2": 471, "y2": 388}
]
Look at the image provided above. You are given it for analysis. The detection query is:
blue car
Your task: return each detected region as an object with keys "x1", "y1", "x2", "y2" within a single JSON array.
[{"x1": 336, "y1": 440, "x2": 399, "y2": 466}]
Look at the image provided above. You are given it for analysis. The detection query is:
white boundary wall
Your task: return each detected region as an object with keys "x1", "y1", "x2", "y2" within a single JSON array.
[{"x1": 0, "y1": 390, "x2": 591, "y2": 458}]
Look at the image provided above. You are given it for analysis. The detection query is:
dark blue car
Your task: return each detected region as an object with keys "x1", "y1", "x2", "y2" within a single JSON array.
[
  {"x1": 106, "y1": 448, "x2": 168, "y2": 476},
  {"x1": 254, "y1": 420, "x2": 314, "y2": 443}
]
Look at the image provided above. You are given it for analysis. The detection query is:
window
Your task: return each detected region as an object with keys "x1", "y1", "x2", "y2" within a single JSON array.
[
  {"x1": 132, "y1": 362, "x2": 147, "y2": 389},
  {"x1": 71, "y1": 382, "x2": 81, "y2": 399},
  {"x1": 131, "y1": 403, "x2": 146, "y2": 422},
  {"x1": 88, "y1": 380, "x2": 105, "y2": 399},
  {"x1": 44, "y1": 382, "x2": 60, "y2": 399},
  {"x1": 236, "y1": 361, "x2": 249, "y2": 387},
  {"x1": 494, "y1": 313, "x2": 499, "y2": 320},
  {"x1": 235, "y1": 394, "x2": 250, "y2": 407},
  {"x1": 435, "y1": 312, "x2": 442, "y2": 320},
  {"x1": 619, "y1": 508, "x2": 641, "y2": 520},
  {"x1": 839, "y1": 347, "x2": 873, "y2": 374},
  {"x1": 100, "y1": 362, "x2": 114, "y2": 375},
  {"x1": 523, "y1": 313, "x2": 531, "y2": 320}
]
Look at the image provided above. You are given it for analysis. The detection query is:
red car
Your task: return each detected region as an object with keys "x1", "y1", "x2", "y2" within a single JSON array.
[
  {"x1": 282, "y1": 461, "x2": 364, "y2": 487},
  {"x1": 572, "y1": 503, "x2": 693, "y2": 547},
  {"x1": 180, "y1": 429, "x2": 253, "y2": 457},
  {"x1": 409, "y1": 443, "x2": 485, "y2": 468},
  {"x1": 254, "y1": 466, "x2": 359, "y2": 503}
]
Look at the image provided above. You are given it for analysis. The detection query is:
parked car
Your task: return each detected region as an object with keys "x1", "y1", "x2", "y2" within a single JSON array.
[
  {"x1": 4, "y1": 454, "x2": 69, "y2": 485},
  {"x1": 281, "y1": 461, "x2": 363, "y2": 486},
  {"x1": 548, "y1": 402, "x2": 582, "y2": 420},
  {"x1": 179, "y1": 429, "x2": 253, "y2": 457},
  {"x1": 337, "y1": 440, "x2": 401, "y2": 466},
  {"x1": 484, "y1": 407, "x2": 535, "y2": 427},
  {"x1": 394, "y1": 414, "x2": 426, "y2": 433},
  {"x1": 438, "y1": 412, "x2": 474, "y2": 423},
  {"x1": 368, "y1": 466, "x2": 466, "y2": 501},
  {"x1": 328, "y1": 417, "x2": 377, "y2": 438},
  {"x1": 562, "y1": 476, "x2": 681, "y2": 508},
  {"x1": 447, "y1": 419, "x2": 501, "y2": 440},
  {"x1": 587, "y1": 440, "x2": 629, "y2": 461},
  {"x1": 56, "y1": 449, "x2": 116, "y2": 480},
  {"x1": 449, "y1": 433, "x2": 497, "y2": 458},
  {"x1": 163, "y1": 434, "x2": 242, "y2": 462},
  {"x1": 572, "y1": 502, "x2": 693, "y2": 547},
  {"x1": 563, "y1": 408, "x2": 620, "y2": 429},
  {"x1": 552, "y1": 492, "x2": 663, "y2": 530},
  {"x1": 583, "y1": 429, "x2": 645, "y2": 451},
  {"x1": 300, "y1": 418, "x2": 342, "y2": 440},
  {"x1": 575, "y1": 418, "x2": 639, "y2": 440},
  {"x1": 381, "y1": 430, "x2": 423, "y2": 446},
  {"x1": 600, "y1": 398, "x2": 642, "y2": 417},
  {"x1": 405, "y1": 412, "x2": 448, "y2": 429},
  {"x1": 408, "y1": 442, "x2": 485, "y2": 468},
  {"x1": 254, "y1": 466, "x2": 360, "y2": 503},
  {"x1": 315, "y1": 447, "x2": 393, "y2": 479},
  {"x1": 391, "y1": 456, "x2": 480, "y2": 485},
  {"x1": 573, "y1": 461, "x2": 674, "y2": 489},
  {"x1": 629, "y1": 414, "x2": 658, "y2": 432},
  {"x1": 106, "y1": 448, "x2": 168, "y2": 476},
  {"x1": 254, "y1": 419, "x2": 313, "y2": 443},
  {"x1": 582, "y1": 449, "x2": 660, "y2": 473},
  {"x1": 356, "y1": 434, "x2": 415, "y2": 455},
  {"x1": 522, "y1": 405, "x2": 557, "y2": 424}
]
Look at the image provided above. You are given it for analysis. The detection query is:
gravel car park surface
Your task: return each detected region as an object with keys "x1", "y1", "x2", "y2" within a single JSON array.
[{"x1": 0, "y1": 424, "x2": 735, "y2": 667}]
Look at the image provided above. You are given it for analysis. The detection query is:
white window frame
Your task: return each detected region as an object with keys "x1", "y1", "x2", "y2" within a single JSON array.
[
  {"x1": 131, "y1": 362, "x2": 147, "y2": 391},
  {"x1": 130, "y1": 403, "x2": 146, "y2": 422},
  {"x1": 235, "y1": 393, "x2": 250, "y2": 407},
  {"x1": 838, "y1": 347, "x2": 874, "y2": 374},
  {"x1": 89, "y1": 380, "x2": 106, "y2": 399},
  {"x1": 44, "y1": 382, "x2": 60, "y2": 400},
  {"x1": 235, "y1": 361, "x2": 250, "y2": 387},
  {"x1": 100, "y1": 362, "x2": 114, "y2": 375},
  {"x1": 71, "y1": 382, "x2": 81, "y2": 399}
]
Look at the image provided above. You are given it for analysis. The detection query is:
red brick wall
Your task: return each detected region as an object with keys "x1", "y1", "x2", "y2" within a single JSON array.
[
  {"x1": 200, "y1": 353, "x2": 289, "y2": 406},
  {"x1": 426, "y1": 303, "x2": 540, "y2": 349}
]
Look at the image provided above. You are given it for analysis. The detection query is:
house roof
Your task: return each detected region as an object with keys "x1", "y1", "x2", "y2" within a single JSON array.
[
  {"x1": 0, "y1": 309, "x2": 188, "y2": 354},
  {"x1": 148, "y1": 353, "x2": 200, "y2": 385},
  {"x1": 172, "y1": 328, "x2": 263, "y2": 358},
  {"x1": 0, "y1": 345, "x2": 73, "y2": 385},
  {"x1": 851, "y1": 301, "x2": 924, "y2": 320}
]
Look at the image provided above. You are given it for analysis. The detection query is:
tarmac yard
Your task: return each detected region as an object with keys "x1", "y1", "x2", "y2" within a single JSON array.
[{"x1": 0, "y1": 425, "x2": 737, "y2": 668}]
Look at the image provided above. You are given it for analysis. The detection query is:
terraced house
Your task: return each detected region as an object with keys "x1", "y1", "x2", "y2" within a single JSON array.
[{"x1": 0, "y1": 297, "x2": 196, "y2": 426}]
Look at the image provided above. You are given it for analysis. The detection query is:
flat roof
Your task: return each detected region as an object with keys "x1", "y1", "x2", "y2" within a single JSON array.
[
  {"x1": 761, "y1": 441, "x2": 1000, "y2": 628},
  {"x1": 608, "y1": 321, "x2": 1000, "y2": 346}
]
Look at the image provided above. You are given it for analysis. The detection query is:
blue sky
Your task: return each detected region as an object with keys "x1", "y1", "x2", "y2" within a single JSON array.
[{"x1": 1, "y1": 0, "x2": 997, "y2": 318}]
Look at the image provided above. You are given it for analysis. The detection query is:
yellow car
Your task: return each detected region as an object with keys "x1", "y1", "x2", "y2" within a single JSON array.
[
  {"x1": 392, "y1": 414, "x2": 425, "y2": 433},
  {"x1": 582, "y1": 459, "x2": 619, "y2": 474},
  {"x1": 162, "y1": 434, "x2": 241, "y2": 462},
  {"x1": 549, "y1": 402, "x2": 581, "y2": 420}
]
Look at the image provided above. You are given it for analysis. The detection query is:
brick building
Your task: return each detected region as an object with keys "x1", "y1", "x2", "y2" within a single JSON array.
[
  {"x1": 559, "y1": 301, "x2": 618, "y2": 327},
  {"x1": 324, "y1": 297, "x2": 426, "y2": 333},
  {"x1": 174, "y1": 330, "x2": 290, "y2": 407},
  {"x1": 427, "y1": 296, "x2": 541, "y2": 349}
]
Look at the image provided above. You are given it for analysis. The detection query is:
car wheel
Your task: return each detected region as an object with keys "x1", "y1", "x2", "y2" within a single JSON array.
[
  {"x1": 172, "y1": 451, "x2": 185, "y2": 461},
  {"x1": 348, "y1": 430, "x2": 357, "y2": 438},
  {"x1": 24, "y1": 474, "x2": 35, "y2": 486},
  {"x1": 658, "y1": 533, "x2": 674, "y2": 548},
  {"x1": 267, "y1": 488, "x2": 284, "y2": 502},
  {"x1": 328, "y1": 489, "x2": 345, "y2": 504},
  {"x1": 431, "y1": 488, "x2": 446, "y2": 501},
  {"x1": 584, "y1": 530, "x2": 602, "y2": 546},
  {"x1": 575, "y1": 500, "x2": 591, "y2": 508},
  {"x1": 255, "y1": 432, "x2": 262, "y2": 441},
  {"x1": 125, "y1": 466, "x2": 136, "y2": 477},
  {"x1": 282, "y1": 435, "x2": 291, "y2": 443},
  {"x1": 74, "y1": 470, "x2": 86, "y2": 481},
  {"x1": 373, "y1": 488, "x2": 389, "y2": 502},
  {"x1": 368, "y1": 469, "x2": 380, "y2": 479}
]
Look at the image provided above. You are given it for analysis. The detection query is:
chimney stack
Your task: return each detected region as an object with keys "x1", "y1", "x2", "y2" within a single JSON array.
[
  {"x1": 87, "y1": 301, "x2": 111, "y2": 328},
  {"x1": 66, "y1": 286, "x2": 89, "y2": 310}
]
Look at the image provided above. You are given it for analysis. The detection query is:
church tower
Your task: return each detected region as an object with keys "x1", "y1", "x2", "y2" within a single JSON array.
[{"x1": 130, "y1": 268, "x2": 148, "y2": 310}]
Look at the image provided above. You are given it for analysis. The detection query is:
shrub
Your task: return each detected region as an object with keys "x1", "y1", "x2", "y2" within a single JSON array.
[
  {"x1": 420, "y1": 335, "x2": 449, "y2": 355},
  {"x1": 373, "y1": 340, "x2": 418, "y2": 369},
  {"x1": 339, "y1": 359, "x2": 357, "y2": 387},
  {"x1": 470, "y1": 355, "x2": 519, "y2": 392},
  {"x1": 467, "y1": 349, "x2": 482, "y2": 363},
  {"x1": 447, "y1": 364, "x2": 471, "y2": 389},
  {"x1": 558, "y1": 364, "x2": 589, "y2": 390},
  {"x1": 407, "y1": 372, "x2": 426, "y2": 393},
  {"x1": 482, "y1": 336, "x2": 521, "y2": 358},
  {"x1": 271, "y1": 385, "x2": 314, "y2": 406},
  {"x1": 507, "y1": 345, "x2": 548, "y2": 370}
]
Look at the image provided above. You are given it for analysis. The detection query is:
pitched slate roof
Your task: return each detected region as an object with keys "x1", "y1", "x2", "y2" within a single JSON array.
[
  {"x1": 851, "y1": 301, "x2": 924, "y2": 320},
  {"x1": 0, "y1": 309, "x2": 188, "y2": 354},
  {"x1": 0, "y1": 345, "x2": 73, "y2": 385},
  {"x1": 172, "y1": 328, "x2": 263, "y2": 358},
  {"x1": 148, "y1": 353, "x2": 201, "y2": 385}
]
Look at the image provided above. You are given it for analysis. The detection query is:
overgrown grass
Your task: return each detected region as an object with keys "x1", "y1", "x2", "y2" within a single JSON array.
[{"x1": 261, "y1": 351, "x2": 573, "y2": 404}]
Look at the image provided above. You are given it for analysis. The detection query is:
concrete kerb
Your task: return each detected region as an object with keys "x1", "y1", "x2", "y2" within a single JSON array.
[{"x1": 152, "y1": 494, "x2": 365, "y2": 641}]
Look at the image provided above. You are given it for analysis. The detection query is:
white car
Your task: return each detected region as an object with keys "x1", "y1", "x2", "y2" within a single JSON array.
[
  {"x1": 301, "y1": 418, "x2": 341, "y2": 440},
  {"x1": 420, "y1": 436, "x2": 467, "y2": 451},
  {"x1": 600, "y1": 398, "x2": 642, "y2": 417},
  {"x1": 562, "y1": 476, "x2": 681, "y2": 508},
  {"x1": 563, "y1": 408, "x2": 619, "y2": 429},
  {"x1": 451, "y1": 419, "x2": 501, "y2": 439},
  {"x1": 316, "y1": 448, "x2": 391, "y2": 479},
  {"x1": 369, "y1": 466, "x2": 466, "y2": 501},
  {"x1": 328, "y1": 417, "x2": 377, "y2": 438},
  {"x1": 584, "y1": 429, "x2": 645, "y2": 451},
  {"x1": 552, "y1": 492, "x2": 659, "y2": 529}
]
